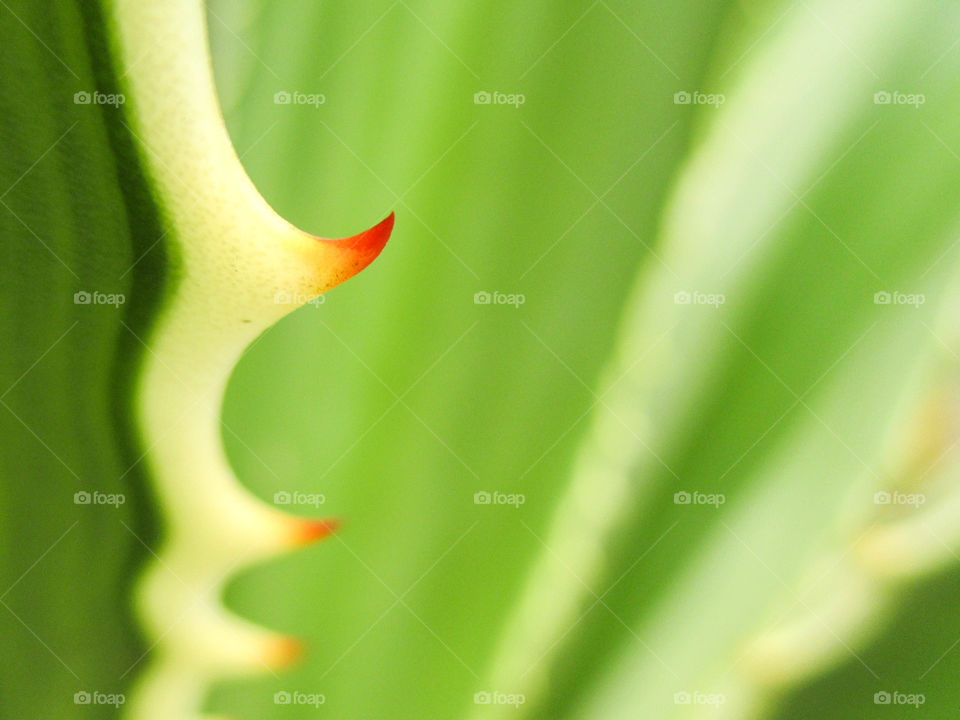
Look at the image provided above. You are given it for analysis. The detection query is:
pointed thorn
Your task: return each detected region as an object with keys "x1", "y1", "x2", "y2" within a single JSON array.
[
  {"x1": 266, "y1": 636, "x2": 305, "y2": 669},
  {"x1": 290, "y1": 517, "x2": 341, "y2": 546},
  {"x1": 318, "y1": 212, "x2": 394, "y2": 276}
]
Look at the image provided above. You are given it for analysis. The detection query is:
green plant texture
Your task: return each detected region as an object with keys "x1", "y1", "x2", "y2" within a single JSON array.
[{"x1": 2, "y1": 1, "x2": 960, "y2": 719}]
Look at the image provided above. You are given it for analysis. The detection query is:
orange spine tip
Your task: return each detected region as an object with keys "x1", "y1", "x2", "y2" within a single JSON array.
[
  {"x1": 266, "y1": 637, "x2": 305, "y2": 669},
  {"x1": 319, "y1": 212, "x2": 394, "y2": 273},
  {"x1": 290, "y1": 517, "x2": 341, "y2": 546}
]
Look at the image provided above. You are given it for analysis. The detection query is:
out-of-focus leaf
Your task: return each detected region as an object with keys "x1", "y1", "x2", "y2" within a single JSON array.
[
  {"x1": 496, "y1": 0, "x2": 960, "y2": 718},
  {"x1": 0, "y1": 1, "x2": 167, "y2": 717}
]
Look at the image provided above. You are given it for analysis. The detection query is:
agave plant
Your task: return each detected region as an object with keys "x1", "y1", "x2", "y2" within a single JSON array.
[{"x1": 2, "y1": 0, "x2": 960, "y2": 718}]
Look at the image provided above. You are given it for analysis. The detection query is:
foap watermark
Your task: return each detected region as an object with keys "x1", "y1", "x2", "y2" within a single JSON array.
[
  {"x1": 274, "y1": 90, "x2": 326, "y2": 108},
  {"x1": 273, "y1": 690, "x2": 326, "y2": 707},
  {"x1": 74, "y1": 691, "x2": 125, "y2": 707},
  {"x1": 874, "y1": 690, "x2": 925, "y2": 707},
  {"x1": 674, "y1": 490, "x2": 725, "y2": 508},
  {"x1": 74, "y1": 490, "x2": 125, "y2": 508},
  {"x1": 674, "y1": 691, "x2": 726, "y2": 707},
  {"x1": 474, "y1": 691, "x2": 526, "y2": 708},
  {"x1": 674, "y1": 290, "x2": 725, "y2": 308},
  {"x1": 674, "y1": 90, "x2": 725, "y2": 108},
  {"x1": 74, "y1": 90, "x2": 125, "y2": 107},
  {"x1": 874, "y1": 491, "x2": 925, "y2": 508},
  {"x1": 474, "y1": 90, "x2": 525, "y2": 108},
  {"x1": 474, "y1": 490, "x2": 525, "y2": 508},
  {"x1": 274, "y1": 490, "x2": 326, "y2": 508},
  {"x1": 874, "y1": 291, "x2": 924, "y2": 308},
  {"x1": 874, "y1": 91, "x2": 925, "y2": 108},
  {"x1": 74, "y1": 290, "x2": 125, "y2": 307},
  {"x1": 474, "y1": 290, "x2": 525, "y2": 308},
  {"x1": 274, "y1": 291, "x2": 325, "y2": 307}
]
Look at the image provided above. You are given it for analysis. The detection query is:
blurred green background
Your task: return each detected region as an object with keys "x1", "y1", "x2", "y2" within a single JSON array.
[{"x1": 3, "y1": 0, "x2": 960, "y2": 718}]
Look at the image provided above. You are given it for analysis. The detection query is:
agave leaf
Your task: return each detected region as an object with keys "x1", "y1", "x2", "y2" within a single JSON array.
[
  {"x1": 4, "y1": 1, "x2": 959, "y2": 719},
  {"x1": 108, "y1": 1, "x2": 393, "y2": 717}
]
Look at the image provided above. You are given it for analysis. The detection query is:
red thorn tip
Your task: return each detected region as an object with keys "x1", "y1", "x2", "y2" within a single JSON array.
[
  {"x1": 320, "y1": 212, "x2": 394, "y2": 271},
  {"x1": 294, "y1": 518, "x2": 340, "y2": 545}
]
